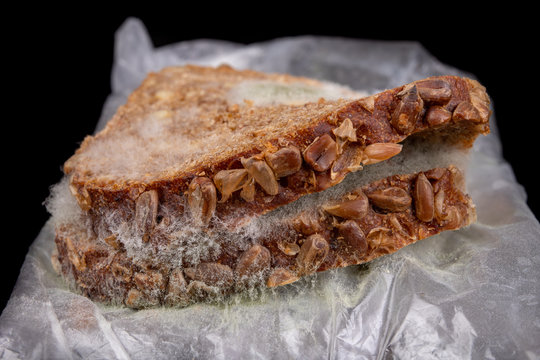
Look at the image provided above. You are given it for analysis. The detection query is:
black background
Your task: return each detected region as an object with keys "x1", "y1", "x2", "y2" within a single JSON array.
[{"x1": 2, "y1": 9, "x2": 535, "y2": 312}]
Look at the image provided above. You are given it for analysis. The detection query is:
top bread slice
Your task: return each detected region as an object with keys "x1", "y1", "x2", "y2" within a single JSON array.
[{"x1": 64, "y1": 65, "x2": 490, "y2": 231}]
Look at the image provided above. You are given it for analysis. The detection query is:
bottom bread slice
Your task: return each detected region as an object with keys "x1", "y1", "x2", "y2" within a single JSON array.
[{"x1": 52, "y1": 166, "x2": 476, "y2": 308}]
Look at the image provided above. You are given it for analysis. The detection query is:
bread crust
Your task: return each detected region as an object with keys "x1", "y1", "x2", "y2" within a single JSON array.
[
  {"x1": 64, "y1": 66, "x2": 490, "y2": 231},
  {"x1": 54, "y1": 166, "x2": 476, "y2": 308}
]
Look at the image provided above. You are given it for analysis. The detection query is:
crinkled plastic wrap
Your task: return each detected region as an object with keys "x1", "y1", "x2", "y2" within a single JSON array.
[{"x1": 1, "y1": 18, "x2": 539, "y2": 359}]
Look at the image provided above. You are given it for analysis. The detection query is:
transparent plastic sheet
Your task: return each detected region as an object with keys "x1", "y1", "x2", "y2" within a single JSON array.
[{"x1": 1, "y1": 17, "x2": 539, "y2": 359}]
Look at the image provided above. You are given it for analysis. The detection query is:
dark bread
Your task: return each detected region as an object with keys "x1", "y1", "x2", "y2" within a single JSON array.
[
  {"x1": 53, "y1": 166, "x2": 476, "y2": 308},
  {"x1": 64, "y1": 65, "x2": 490, "y2": 231}
]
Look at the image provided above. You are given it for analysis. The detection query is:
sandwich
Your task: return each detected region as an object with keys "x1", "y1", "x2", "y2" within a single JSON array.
[{"x1": 47, "y1": 64, "x2": 491, "y2": 308}]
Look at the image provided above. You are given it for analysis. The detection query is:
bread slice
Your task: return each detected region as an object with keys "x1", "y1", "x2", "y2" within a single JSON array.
[
  {"x1": 52, "y1": 166, "x2": 476, "y2": 308},
  {"x1": 64, "y1": 65, "x2": 490, "y2": 235}
]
